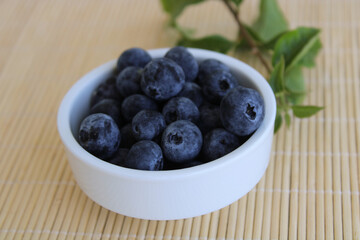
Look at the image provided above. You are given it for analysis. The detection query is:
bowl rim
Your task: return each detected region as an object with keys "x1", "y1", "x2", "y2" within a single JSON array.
[{"x1": 57, "y1": 48, "x2": 276, "y2": 181}]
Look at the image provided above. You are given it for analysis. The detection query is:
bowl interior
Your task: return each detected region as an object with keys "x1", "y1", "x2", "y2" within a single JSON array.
[{"x1": 58, "y1": 48, "x2": 276, "y2": 177}]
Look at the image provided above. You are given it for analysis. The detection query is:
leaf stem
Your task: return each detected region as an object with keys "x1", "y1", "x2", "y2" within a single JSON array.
[{"x1": 222, "y1": 0, "x2": 272, "y2": 74}]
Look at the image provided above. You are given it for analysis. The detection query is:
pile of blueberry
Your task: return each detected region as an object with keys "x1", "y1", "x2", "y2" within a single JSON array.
[{"x1": 78, "y1": 47, "x2": 264, "y2": 170}]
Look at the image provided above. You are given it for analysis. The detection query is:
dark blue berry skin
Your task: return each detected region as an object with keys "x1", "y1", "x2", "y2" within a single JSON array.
[
  {"x1": 220, "y1": 86, "x2": 265, "y2": 136},
  {"x1": 141, "y1": 58, "x2": 185, "y2": 101},
  {"x1": 202, "y1": 128, "x2": 241, "y2": 162},
  {"x1": 161, "y1": 120, "x2": 203, "y2": 164},
  {"x1": 197, "y1": 103, "x2": 222, "y2": 134},
  {"x1": 177, "y1": 82, "x2": 203, "y2": 107},
  {"x1": 123, "y1": 140, "x2": 164, "y2": 170},
  {"x1": 121, "y1": 94, "x2": 158, "y2": 122},
  {"x1": 132, "y1": 110, "x2": 166, "y2": 141},
  {"x1": 90, "y1": 99, "x2": 122, "y2": 127},
  {"x1": 162, "y1": 97, "x2": 200, "y2": 124},
  {"x1": 197, "y1": 59, "x2": 231, "y2": 86},
  {"x1": 119, "y1": 123, "x2": 137, "y2": 148},
  {"x1": 116, "y1": 66, "x2": 142, "y2": 98},
  {"x1": 78, "y1": 113, "x2": 121, "y2": 160},
  {"x1": 108, "y1": 148, "x2": 129, "y2": 166},
  {"x1": 90, "y1": 81, "x2": 122, "y2": 107},
  {"x1": 165, "y1": 46, "x2": 199, "y2": 82},
  {"x1": 117, "y1": 48, "x2": 152, "y2": 72},
  {"x1": 202, "y1": 70, "x2": 238, "y2": 104}
]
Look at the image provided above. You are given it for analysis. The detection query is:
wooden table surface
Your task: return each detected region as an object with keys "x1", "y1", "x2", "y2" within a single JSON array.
[{"x1": 0, "y1": 0, "x2": 359, "y2": 239}]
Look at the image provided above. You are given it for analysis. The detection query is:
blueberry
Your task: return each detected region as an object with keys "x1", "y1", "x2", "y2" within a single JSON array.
[
  {"x1": 177, "y1": 82, "x2": 203, "y2": 107},
  {"x1": 161, "y1": 120, "x2": 202, "y2": 163},
  {"x1": 90, "y1": 99, "x2": 123, "y2": 126},
  {"x1": 220, "y1": 86, "x2": 265, "y2": 136},
  {"x1": 132, "y1": 110, "x2": 166, "y2": 140},
  {"x1": 117, "y1": 48, "x2": 151, "y2": 72},
  {"x1": 141, "y1": 58, "x2": 185, "y2": 101},
  {"x1": 202, "y1": 70, "x2": 238, "y2": 104},
  {"x1": 162, "y1": 97, "x2": 200, "y2": 124},
  {"x1": 90, "y1": 81, "x2": 121, "y2": 107},
  {"x1": 108, "y1": 148, "x2": 129, "y2": 166},
  {"x1": 123, "y1": 140, "x2": 164, "y2": 170},
  {"x1": 116, "y1": 66, "x2": 142, "y2": 98},
  {"x1": 197, "y1": 59, "x2": 231, "y2": 86},
  {"x1": 165, "y1": 46, "x2": 198, "y2": 82},
  {"x1": 197, "y1": 103, "x2": 222, "y2": 134},
  {"x1": 121, "y1": 94, "x2": 158, "y2": 122},
  {"x1": 78, "y1": 113, "x2": 121, "y2": 160},
  {"x1": 119, "y1": 123, "x2": 137, "y2": 148},
  {"x1": 202, "y1": 128, "x2": 241, "y2": 162}
]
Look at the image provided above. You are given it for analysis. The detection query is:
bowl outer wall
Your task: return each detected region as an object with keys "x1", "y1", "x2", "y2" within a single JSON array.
[{"x1": 57, "y1": 48, "x2": 276, "y2": 220}]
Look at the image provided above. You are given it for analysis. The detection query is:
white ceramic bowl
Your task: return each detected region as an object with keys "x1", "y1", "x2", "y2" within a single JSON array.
[{"x1": 57, "y1": 48, "x2": 276, "y2": 220}]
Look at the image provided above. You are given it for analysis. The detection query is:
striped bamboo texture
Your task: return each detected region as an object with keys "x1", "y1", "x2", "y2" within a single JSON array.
[{"x1": 0, "y1": 0, "x2": 359, "y2": 239}]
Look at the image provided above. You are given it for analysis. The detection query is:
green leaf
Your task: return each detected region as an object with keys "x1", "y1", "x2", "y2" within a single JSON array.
[
  {"x1": 231, "y1": 0, "x2": 243, "y2": 6},
  {"x1": 284, "y1": 65, "x2": 305, "y2": 104},
  {"x1": 287, "y1": 92, "x2": 307, "y2": 106},
  {"x1": 274, "y1": 112, "x2": 283, "y2": 133},
  {"x1": 177, "y1": 35, "x2": 235, "y2": 53},
  {"x1": 285, "y1": 112, "x2": 291, "y2": 127},
  {"x1": 263, "y1": 31, "x2": 287, "y2": 50},
  {"x1": 269, "y1": 56, "x2": 285, "y2": 93},
  {"x1": 292, "y1": 105, "x2": 324, "y2": 118},
  {"x1": 298, "y1": 37, "x2": 322, "y2": 67},
  {"x1": 285, "y1": 65, "x2": 304, "y2": 93},
  {"x1": 272, "y1": 27, "x2": 321, "y2": 70},
  {"x1": 161, "y1": 0, "x2": 204, "y2": 21},
  {"x1": 252, "y1": 0, "x2": 288, "y2": 42}
]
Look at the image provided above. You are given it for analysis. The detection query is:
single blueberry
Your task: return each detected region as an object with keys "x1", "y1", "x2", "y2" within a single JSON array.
[
  {"x1": 123, "y1": 140, "x2": 164, "y2": 170},
  {"x1": 141, "y1": 58, "x2": 185, "y2": 101},
  {"x1": 220, "y1": 86, "x2": 265, "y2": 136},
  {"x1": 89, "y1": 99, "x2": 123, "y2": 127},
  {"x1": 107, "y1": 148, "x2": 129, "y2": 166},
  {"x1": 119, "y1": 123, "x2": 137, "y2": 148},
  {"x1": 115, "y1": 66, "x2": 142, "y2": 98},
  {"x1": 165, "y1": 46, "x2": 199, "y2": 82},
  {"x1": 197, "y1": 103, "x2": 222, "y2": 134},
  {"x1": 78, "y1": 113, "x2": 121, "y2": 160},
  {"x1": 161, "y1": 120, "x2": 203, "y2": 164},
  {"x1": 90, "y1": 81, "x2": 122, "y2": 107},
  {"x1": 202, "y1": 70, "x2": 238, "y2": 104},
  {"x1": 177, "y1": 82, "x2": 203, "y2": 107},
  {"x1": 117, "y1": 48, "x2": 151, "y2": 72},
  {"x1": 197, "y1": 59, "x2": 231, "y2": 86},
  {"x1": 162, "y1": 97, "x2": 200, "y2": 124},
  {"x1": 121, "y1": 94, "x2": 158, "y2": 122},
  {"x1": 202, "y1": 128, "x2": 241, "y2": 162},
  {"x1": 132, "y1": 110, "x2": 166, "y2": 141}
]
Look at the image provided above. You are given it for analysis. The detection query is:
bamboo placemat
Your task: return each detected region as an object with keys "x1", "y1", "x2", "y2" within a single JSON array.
[{"x1": 0, "y1": 0, "x2": 359, "y2": 239}]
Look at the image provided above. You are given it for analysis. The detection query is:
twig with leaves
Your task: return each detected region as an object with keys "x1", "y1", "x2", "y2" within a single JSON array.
[
  {"x1": 161, "y1": 0, "x2": 323, "y2": 132},
  {"x1": 222, "y1": 0, "x2": 272, "y2": 74}
]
